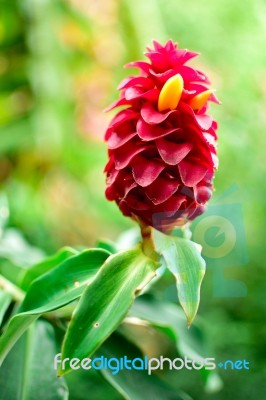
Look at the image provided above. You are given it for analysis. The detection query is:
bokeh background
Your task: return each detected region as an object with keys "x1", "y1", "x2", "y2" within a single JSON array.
[{"x1": 0, "y1": 0, "x2": 265, "y2": 399}]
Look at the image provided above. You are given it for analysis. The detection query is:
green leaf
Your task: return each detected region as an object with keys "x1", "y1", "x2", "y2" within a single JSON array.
[
  {"x1": 66, "y1": 368, "x2": 121, "y2": 400},
  {"x1": 96, "y1": 239, "x2": 117, "y2": 254},
  {"x1": 59, "y1": 245, "x2": 157, "y2": 376},
  {"x1": 153, "y1": 230, "x2": 206, "y2": 326},
  {"x1": 0, "y1": 319, "x2": 68, "y2": 400},
  {"x1": 131, "y1": 297, "x2": 209, "y2": 360},
  {"x1": 100, "y1": 333, "x2": 193, "y2": 400},
  {"x1": 0, "y1": 289, "x2": 12, "y2": 327},
  {"x1": 19, "y1": 247, "x2": 78, "y2": 290},
  {"x1": 129, "y1": 297, "x2": 223, "y2": 393},
  {"x1": 19, "y1": 249, "x2": 110, "y2": 313},
  {"x1": 0, "y1": 259, "x2": 26, "y2": 286},
  {"x1": 0, "y1": 249, "x2": 110, "y2": 366}
]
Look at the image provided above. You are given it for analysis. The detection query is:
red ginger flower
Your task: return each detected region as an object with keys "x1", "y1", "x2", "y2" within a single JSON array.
[{"x1": 104, "y1": 40, "x2": 219, "y2": 232}]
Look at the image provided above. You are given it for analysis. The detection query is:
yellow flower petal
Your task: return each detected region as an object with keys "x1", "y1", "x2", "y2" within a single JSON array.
[
  {"x1": 189, "y1": 89, "x2": 215, "y2": 111},
  {"x1": 158, "y1": 74, "x2": 184, "y2": 112}
]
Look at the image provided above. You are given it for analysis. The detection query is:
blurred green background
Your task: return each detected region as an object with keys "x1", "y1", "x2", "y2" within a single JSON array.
[{"x1": 0, "y1": 0, "x2": 265, "y2": 399}]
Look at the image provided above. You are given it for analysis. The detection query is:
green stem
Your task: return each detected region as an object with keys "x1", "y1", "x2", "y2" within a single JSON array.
[
  {"x1": 140, "y1": 224, "x2": 159, "y2": 262},
  {"x1": 0, "y1": 275, "x2": 25, "y2": 303}
]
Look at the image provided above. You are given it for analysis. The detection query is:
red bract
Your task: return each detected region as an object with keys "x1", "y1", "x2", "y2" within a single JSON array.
[{"x1": 104, "y1": 40, "x2": 219, "y2": 232}]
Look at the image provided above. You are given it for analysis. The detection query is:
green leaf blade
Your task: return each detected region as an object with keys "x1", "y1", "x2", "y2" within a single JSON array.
[
  {"x1": 0, "y1": 249, "x2": 110, "y2": 366},
  {"x1": 0, "y1": 289, "x2": 12, "y2": 327},
  {"x1": 19, "y1": 247, "x2": 78, "y2": 290},
  {"x1": 154, "y1": 231, "x2": 206, "y2": 326},
  {"x1": 100, "y1": 334, "x2": 193, "y2": 400},
  {"x1": 0, "y1": 320, "x2": 68, "y2": 400},
  {"x1": 131, "y1": 297, "x2": 208, "y2": 361},
  {"x1": 59, "y1": 245, "x2": 157, "y2": 376},
  {"x1": 19, "y1": 248, "x2": 110, "y2": 313}
]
